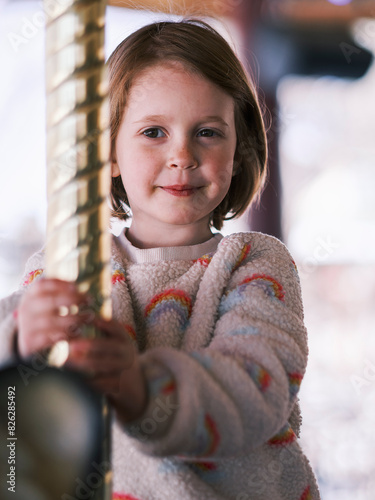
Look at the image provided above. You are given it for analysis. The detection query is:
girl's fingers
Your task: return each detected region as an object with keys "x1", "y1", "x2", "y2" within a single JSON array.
[
  {"x1": 27, "y1": 278, "x2": 77, "y2": 295},
  {"x1": 23, "y1": 278, "x2": 89, "y2": 308},
  {"x1": 93, "y1": 317, "x2": 130, "y2": 340},
  {"x1": 66, "y1": 336, "x2": 146, "y2": 421},
  {"x1": 71, "y1": 337, "x2": 135, "y2": 361},
  {"x1": 17, "y1": 309, "x2": 91, "y2": 354},
  {"x1": 17, "y1": 327, "x2": 68, "y2": 359},
  {"x1": 84, "y1": 370, "x2": 140, "y2": 399},
  {"x1": 23, "y1": 290, "x2": 90, "y2": 317},
  {"x1": 22, "y1": 311, "x2": 84, "y2": 332},
  {"x1": 68, "y1": 338, "x2": 135, "y2": 373},
  {"x1": 90, "y1": 375, "x2": 122, "y2": 395}
]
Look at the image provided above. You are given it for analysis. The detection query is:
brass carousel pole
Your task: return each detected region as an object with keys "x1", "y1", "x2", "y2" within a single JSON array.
[{"x1": 44, "y1": 1, "x2": 112, "y2": 498}]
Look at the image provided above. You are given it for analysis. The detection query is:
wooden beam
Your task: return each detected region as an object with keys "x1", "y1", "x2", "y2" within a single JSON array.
[
  {"x1": 267, "y1": 0, "x2": 375, "y2": 24},
  {"x1": 107, "y1": 0, "x2": 239, "y2": 17},
  {"x1": 108, "y1": 0, "x2": 375, "y2": 22}
]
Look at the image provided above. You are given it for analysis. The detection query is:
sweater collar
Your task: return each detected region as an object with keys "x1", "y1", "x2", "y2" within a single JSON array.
[{"x1": 115, "y1": 229, "x2": 223, "y2": 264}]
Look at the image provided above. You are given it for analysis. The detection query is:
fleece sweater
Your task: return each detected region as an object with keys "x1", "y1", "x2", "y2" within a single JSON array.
[{"x1": 0, "y1": 231, "x2": 320, "y2": 500}]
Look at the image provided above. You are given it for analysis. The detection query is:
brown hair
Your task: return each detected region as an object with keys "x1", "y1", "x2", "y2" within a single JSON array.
[{"x1": 108, "y1": 19, "x2": 267, "y2": 230}]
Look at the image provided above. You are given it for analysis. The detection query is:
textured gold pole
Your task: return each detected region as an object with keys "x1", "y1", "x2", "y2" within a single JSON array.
[{"x1": 44, "y1": 1, "x2": 112, "y2": 498}]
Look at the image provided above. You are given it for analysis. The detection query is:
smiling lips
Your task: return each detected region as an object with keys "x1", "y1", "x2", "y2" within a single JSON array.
[{"x1": 161, "y1": 185, "x2": 201, "y2": 197}]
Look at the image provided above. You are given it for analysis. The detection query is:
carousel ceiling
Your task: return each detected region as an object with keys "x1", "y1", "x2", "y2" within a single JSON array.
[{"x1": 108, "y1": 0, "x2": 375, "y2": 23}]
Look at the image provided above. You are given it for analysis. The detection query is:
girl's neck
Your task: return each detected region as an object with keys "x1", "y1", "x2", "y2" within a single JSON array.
[{"x1": 126, "y1": 220, "x2": 214, "y2": 249}]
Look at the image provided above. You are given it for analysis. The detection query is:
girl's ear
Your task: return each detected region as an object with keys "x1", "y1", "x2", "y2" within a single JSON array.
[{"x1": 111, "y1": 159, "x2": 121, "y2": 177}]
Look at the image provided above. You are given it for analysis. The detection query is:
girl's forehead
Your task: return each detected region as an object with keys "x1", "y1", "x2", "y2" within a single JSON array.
[
  {"x1": 125, "y1": 63, "x2": 235, "y2": 117},
  {"x1": 131, "y1": 60, "x2": 198, "y2": 87},
  {"x1": 128, "y1": 61, "x2": 234, "y2": 107}
]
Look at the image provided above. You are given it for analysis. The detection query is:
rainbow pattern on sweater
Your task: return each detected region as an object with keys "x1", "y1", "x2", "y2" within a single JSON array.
[
  {"x1": 112, "y1": 494, "x2": 141, "y2": 500},
  {"x1": 22, "y1": 269, "x2": 43, "y2": 286},
  {"x1": 112, "y1": 269, "x2": 126, "y2": 284},
  {"x1": 288, "y1": 372, "x2": 303, "y2": 399},
  {"x1": 161, "y1": 379, "x2": 176, "y2": 395},
  {"x1": 189, "y1": 460, "x2": 221, "y2": 484},
  {"x1": 148, "y1": 369, "x2": 176, "y2": 400},
  {"x1": 123, "y1": 324, "x2": 136, "y2": 341},
  {"x1": 219, "y1": 272, "x2": 285, "y2": 316},
  {"x1": 291, "y1": 259, "x2": 298, "y2": 273},
  {"x1": 299, "y1": 485, "x2": 313, "y2": 500},
  {"x1": 240, "y1": 274, "x2": 285, "y2": 302},
  {"x1": 145, "y1": 289, "x2": 192, "y2": 329},
  {"x1": 200, "y1": 414, "x2": 220, "y2": 457},
  {"x1": 232, "y1": 243, "x2": 251, "y2": 271},
  {"x1": 195, "y1": 253, "x2": 213, "y2": 267},
  {"x1": 194, "y1": 412, "x2": 221, "y2": 458},
  {"x1": 268, "y1": 423, "x2": 296, "y2": 447},
  {"x1": 190, "y1": 460, "x2": 217, "y2": 472},
  {"x1": 244, "y1": 361, "x2": 271, "y2": 392},
  {"x1": 228, "y1": 326, "x2": 259, "y2": 337}
]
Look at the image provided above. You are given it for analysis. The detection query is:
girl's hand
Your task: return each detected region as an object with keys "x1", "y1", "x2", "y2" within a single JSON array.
[
  {"x1": 67, "y1": 318, "x2": 148, "y2": 423},
  {"x1": 17, "y1": 279, "x2": 147, "y2": 422},
  {"x1": 17, "y1": 278, "x2": 91, "y2": 360}
]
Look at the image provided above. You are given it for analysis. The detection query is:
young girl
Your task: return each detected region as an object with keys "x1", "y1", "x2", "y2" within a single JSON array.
[{"x1": 0, "y1": 20, "x2": 320, "y2": 500}]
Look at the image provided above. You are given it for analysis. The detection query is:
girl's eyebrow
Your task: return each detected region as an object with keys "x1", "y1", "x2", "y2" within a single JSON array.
[
  {"x1": 201, "y1": 116, "x2": 230, "y2": 128},
  {"x1": 133, "y1": 115, "x2": 165, "y2": 124},
  {"x1": 133, "y1": 115, "x2": 230, "y2": 128}
]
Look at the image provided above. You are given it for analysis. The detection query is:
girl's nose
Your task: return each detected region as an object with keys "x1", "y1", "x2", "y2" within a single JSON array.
[{"x1": 168, "y1": 139, "x2": 198, "y2": 170}]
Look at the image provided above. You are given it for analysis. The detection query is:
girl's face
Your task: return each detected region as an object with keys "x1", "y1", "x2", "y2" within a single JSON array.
[{"x1": 112, "y1": 62, "x2": 237, "y2": 248}]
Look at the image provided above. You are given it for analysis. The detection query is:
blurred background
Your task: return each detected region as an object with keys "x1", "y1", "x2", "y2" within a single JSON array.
[{"x1": 1, "y1": 0, "x2": 375, "y2": 498}]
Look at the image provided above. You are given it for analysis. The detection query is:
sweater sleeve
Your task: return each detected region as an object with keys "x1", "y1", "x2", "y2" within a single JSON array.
[
  {"x1": 123, "y1": 233, "x2": 308, "y2": 460},
  {"x1": 0, "y1": 251, "x2": 45, "y2": 367}
]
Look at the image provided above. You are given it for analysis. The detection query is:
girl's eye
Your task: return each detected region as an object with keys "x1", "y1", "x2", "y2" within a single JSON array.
[
  {"x1": 142, "y1": 128, "x2": 165, "y2": 138},
  {"x1": 197, "y1": 129, "x2": 219, "y2": 138}
]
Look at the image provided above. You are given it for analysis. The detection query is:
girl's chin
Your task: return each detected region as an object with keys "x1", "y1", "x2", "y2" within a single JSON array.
[
  {"x1": 160, "y1": 217, "x2": 210, "y2": 228},
  {"x1": 136, "y1": 213, "x2": 211, "y2": 230}
]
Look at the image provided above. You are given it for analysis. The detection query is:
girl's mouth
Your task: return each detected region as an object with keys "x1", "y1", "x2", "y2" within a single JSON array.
[{"x1": 161, "y1": 185, "x2": 200, "y2": 197}]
